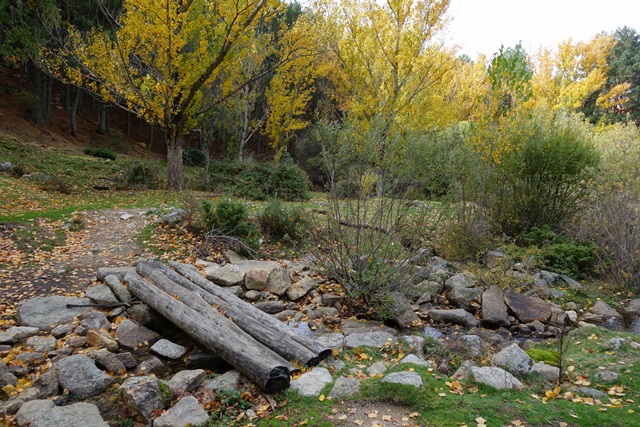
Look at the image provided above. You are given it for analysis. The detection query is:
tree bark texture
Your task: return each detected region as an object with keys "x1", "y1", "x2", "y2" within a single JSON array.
[{"x1": 166, "y1": 133, "x2": 184, "y2": 190}]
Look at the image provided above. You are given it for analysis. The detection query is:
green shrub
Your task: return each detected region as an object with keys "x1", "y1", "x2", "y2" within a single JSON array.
[
  {"x1": 39, "y1": 175, "x2": 73, "y2": 194},
  {"x1": 9, "y1": 164, "x2": 26, "y2": 178},
  {"x1": 183, "y1": 149, "x2": 206, "y2": 167},
  {"x1": 200, "y1": 198, "x2": 260, "y2": 254},
  {"x1": 84, "y1": 146, "x2": 116, "y2": 160},
  {"x1": 259, "y1": 199, "x2": 306, "y2": 242},
  {"x1": 122, "y1": 161, "x2": 161, "y2": 189}
]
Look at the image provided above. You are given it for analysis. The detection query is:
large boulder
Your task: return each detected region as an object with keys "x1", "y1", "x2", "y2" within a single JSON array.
[
  {"x1": 286, "y1": 277, "x2": 317, "y2": 301},
  {"x1": 503, "y1": 289, "x2": 551, "y2": 324},
  {"x1": 17, "y1": 296, "x2": 95, "y2": 330},
  {"x1": 0, "y1": 326, "x2": 40, "y2": 344},
  {"x1": 481, "y1": 286, "x2": 510, "y2": 327},
  {"x1": 469, "y1": 367, "x2": 523, "y2": 390},
  {"x1": 30, "y1": 402, "x2": 109, "y2": 427},
  {"x1": 85, "y1": 284, "x2": 118, "y2": 304},
  {"x1": 345, "y1": 331, "x2": 397, "y2": 348},
  {"x1": 491, "y1": 343, "x2": 533, "y2": 375},
  {"x1": 290, "y1": 367, "x2": 332, "y2": 396},
  {"x1": 54, "y1": 355, "x2": 114, "y2": 399},
  {"x1": 381, "y1": 371, "x2": 423, "y2": 388},
  {"x1": 444, "y1": 273, "x2": 476, "y2": 291},
  {"x1": 205, "y1": 264, "x2": 244, "y2": 286},
  {"x1": 153, "y1": 396, "x2": 210, "y2": 427},
  {"x1": 266, "y1": 267, "x2": 292, "y2": 296},
  {"x1": 120, "y1": 376, "x2": 172, "y2": 424},
  {"x1": 328, "y1": 376, "x2": 360, "y2": 398},
  {"x1": 115, "y1": 319, "x2": 161, "y2": 350},
  {"x1": 428, "y1": 309, "x2": 478, "y2": 328},
  {"x1": 447, "y1": 286, "x2": 482, "y2": 310}
]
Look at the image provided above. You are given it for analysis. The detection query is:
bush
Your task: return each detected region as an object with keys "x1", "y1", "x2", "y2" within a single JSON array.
[
  {"x1": 84, "y1": 146, "x2": 116, "y2": 161},
  {"x1": 259, "y1": 199, "x2": 306, "y2": 242},
  {"x1": 38, "y1": 175, "x2": 73, "y2": 194},
  {"x1": 121, "y1": 161, "x2": 161, "y2": 189},
  {"x1": 200, "y1": 198, "x2": 261, "y2": 254},
  {"x1": 183, "y1": 149, "x2": 206, "y2": 167}
]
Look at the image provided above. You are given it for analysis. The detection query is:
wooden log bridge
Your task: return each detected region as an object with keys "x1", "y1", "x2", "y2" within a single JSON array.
[{"x1": 123, "y1": 261, "x2": 330, "y2": 393}]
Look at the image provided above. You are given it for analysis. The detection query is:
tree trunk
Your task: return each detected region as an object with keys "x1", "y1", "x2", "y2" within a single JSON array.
[
  {"x1": 123, "y1": 271, "x2": 292, "y2": 393},
  {"x1": 96, "y1": 101, "x2": 108, "y2": 134},
  {"x1": 70, "y1": 87, "x2": 81, "y2": 137},
  {"x1": 147, "y1": 124, "x2": 154, "y2": 152},
  {"x1": 166, "y1": 131, "x2": 184, "y2": 190},
  {"x1": 168, "y1": 261, "x2": 331, "y2": 359},
  {"x1": 139, "y1": 262, "x2": 327, "y2": 366},
  {"x1": 30, "y1": 64, "x2": 52, "y2": 125}
]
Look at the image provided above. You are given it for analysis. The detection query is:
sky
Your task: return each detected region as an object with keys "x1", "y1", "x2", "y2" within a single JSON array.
[{"x1": 446, "y1": 0, "x2": 640, "y2": 58}]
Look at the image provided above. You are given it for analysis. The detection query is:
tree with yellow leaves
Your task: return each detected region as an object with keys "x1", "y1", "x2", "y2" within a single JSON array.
[{"x1": 42, "y1": 0, "x2": 280, "y2": 190}]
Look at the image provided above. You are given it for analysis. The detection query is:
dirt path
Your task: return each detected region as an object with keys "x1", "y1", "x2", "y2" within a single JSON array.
[{"x1": 0, "y1": 208, "x2": 153, "y2": 314}]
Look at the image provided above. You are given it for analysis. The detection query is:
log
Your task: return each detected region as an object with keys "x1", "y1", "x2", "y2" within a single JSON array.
[
  {"x1": 168, "y1": 261, "x2": 332, "y2": 360},
  {"x1": 123, "y1": 272, "x2": 291, "y2": 393},
  {"x1": 138, "y1": 262, "x2": 321, "y2": 366}
]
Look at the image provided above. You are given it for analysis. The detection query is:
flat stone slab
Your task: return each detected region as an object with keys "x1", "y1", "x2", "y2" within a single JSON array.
[
  {"x1": 470, "y1": 367, "x2": 523, "y2": 390},
  {"x1": 329, "y1": 376, "x2": 360, "y2": 398},
  {"x1": 503, "y1": 289, "x2": 551, "y2": 324},
  {"x1": 481, "y1": 286, "x2": 510, "y2": 327},
  {"x1": 381, "y1": 371, "x2": 423, "y2": 387},
  {"x1": 290, "y1": 367, "x2": 332, "y2": 396},
  {"x1": 150, "y1": 339, "x2": 187, "y2": 359},
  {"x1": 203, "y1": 370, "x2": 242, "y2": 392},
  {"x1": 17, "y1": 296, "x2": 95, "y2": 330},
  {"x1": 153, "y1": 396, "x2": 209, "y2": 427},
  {"x1": 115, "y1": 319, "x2": 161, "y2": 350},
  {"x1": 428, "y1": 309, "x2": 478, "y2": 328},
  {"x1": 30, "y1": 402, "x2": 108, "y2": 427},
  {"x1": 345, "y1": 331, "x2": 397, "y2": 348},
  {"x1": 0, "y1": 326, "x2": 40, "y2": 344}
]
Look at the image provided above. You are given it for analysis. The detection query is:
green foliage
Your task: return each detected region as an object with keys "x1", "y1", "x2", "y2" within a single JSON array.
[
  {"x1": 208, "y1": 157, "x2": 310, "y2": 201},
  {"x1": 526, "y1": 348, "x2": 560, "y2": 367},
  {"x1": 200, "y1": 198, "x2": 261, "y2": 254},
  {"x1": 37, "y1": 175, "x2": 73, "y2": 195},
  {"x1": 487, "y1": 42, "x2": 533, "y2": 116},
  {"x1": 121, "y1": 161, "x2": 162, "y2": 190},
  {"x1": 183, "y1": 148, "x2": 206, "y2": 167},
  {"x1": 259, "y1": 199, "x2": 306, "y2": 242},
  {"x1": 83, "y1": 146, "x2": 116, "y2": 160}
]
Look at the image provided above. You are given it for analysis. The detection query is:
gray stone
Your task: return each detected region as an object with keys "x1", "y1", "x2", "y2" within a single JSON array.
[
  {"x1": 400, "y1": 335, "x2": 426, "y2": 356},
  {"x1": 399, "y1": 354, "x2": 432, "y2": 367},
  {"x1": 447, "y1": 286, "x2": 482, "y2": 310},
  {"x1": 0, "y1": 326, "x2": 40, "y2": 344},
  {"x1": 86, "y1": 328, "x2": 119, "y2": 352},
  {"x1": 367, "y1": 361, "x2": 388, "y2": 376},
  {"x1": 415, "y1": 281, "x2": 443, "y2": 304},
  {"x1": 30, "y1": 402, "x2": 108, "y2": 427},
  {"x1": 254, "y1": 301, "x2": 287, "y2": 314},
  {"x1": 389, "y1": 292, "x2": 421, "y2": 328},
  {"x1": 451, "y1": 360, "x2": 476, "y2": 380},
  {"x1": 484, "y1": 250, "x2": 510, "y2": 269},
  {"x1": 481, "y1": 286, "x2": 510, "y2": 327},
  {"x1": 491, "y1": 343, "x2": 533, "y2": 375},
  {"x1": 559, "y1": 274, "x2": 582, "y2": 289},
  {"x1": 273, "y1": 310, "x2": 302, "y2": 322},
  {"x1": 538, "y1": 270, "x2": 560, "y2": 286},
  {"x1": 341, "y1": 319, "x2": 398, "y2": 335},
  {"x1": 266, "y1": 267, "x2": 291, "y2": 296},
  {"x1": 591, "y1": 301, "x2": 623, "y2": 319},
  {"x1": 15, "y1": 352, "x2": 46, "y2": 366},
  {"x1": 290, "y1": 367, "x2": 332, "y2": 396},
  {"x1": 328, "y1": 376, "x2": 361, "y2": 398},
  {"x1": 167, "y1": 369, "x2": 206, "y2": 394},
  {"x1": 626, "y1": 298, "x2": 640, "y2": 315},
  {"x1": 428, "y1": 309, "x2": 478, "y2": 328},
  {"x1": 237, "y1": 260, "x2": 280, "y2": 290},
  {"x1": 243, "y1": 290, "x2": 262, "y2": 301},
  {"x1": 136, "y1": 356, "x2": 170, "y2": 376},
  {"x1": 321, "y1": 293, "x2": 344, "y2": 307},
  {"x1": 470, "y1": 367, "x2": 523, "y2": 390},
  {"x1": 116, "y1": 352, "x2": 137, "y2": 370},
  {"x1": 326, "y1": 358, "x2": 346, "y2": 373},
  {"x1": 15, "y1": 399, "x2": 54, "y2": 427},
  {"x1": 25, "y1": 336, "x2": 57, "y2": 352},
  {"x1": 206, "y1": 264, "x2": 244, "y2": 286},
  {"x1": 0, "y1": 161, "x2": 13, "y2": 171},
  {"x1": 315, "y1": 332, "x2": 345, "y2": 350},
  {"x1": 203, "y1": 370, "x2": 242, "y2": 392},
  {"x1": 17, "y1": 296, "x2": 95, "y2": 331},
  {"x1": 120, "y1": 376, "x2": 171, "y2": 424},
  {"x1": 153, "y1": 396, "x2": 209, "y2": 427},
  {"x1": 503, "y1": 289, "x2": 552, "y2": 324},
  {"x1": 54, "y1": 354, "x2": 114, "y2": 398},
  {"x1": 287, "y1": 277, "x2": 317, "y2": 301},
  {"x1": 444, "y1": 273, "x2": 476, "y2": 291},
  {"x1": 31, "y1": 368, "x2": 59, "y2": 398},
  {"x1": 345, "y1": 331, "x2": 397, "y2": 348},
  {"x1": 572, "y1": 387, "x2": 607, "y2": 398},
  {"x1": 126, "y1": 304, "x2": 154, "y2": 325},
  {"x1": 115, "y1": 319, "x2": 161, "y2": 349},
  {"x1": 89, "y1": 348, "x2": 126, "y2": 374},
  {"x1": 103, "y1": 274, "x2": 133, "y2": 302},
  {"x1": 455, "y1": 335, "x2": 486, "y2": 358},
  {"x1": 531, "y1": 362, "x2": 559, "y2": 383},
  {"x1": 97, "y1": 266, "x2": 136, "y2": 281},
  {"x1": 150, "y1": 339, "x2": 187, "y2": 359},
  {"x1": 153, "y1": 207, "x2": 186, "y2": 225},
  {"x1": 0, "y1": 360, "x2": 17, "y2": 389},
  {"x1": 381, "y1": 371, "x2": 423, "y2": 387},
  {"x1": 595, "y1": 371, "x2": 619, "y2": 382},
  {"x1": 225, "y1": 250, "x2": 247, "y2": 264},
  {"x1": 51, "y1": 324, "x2": 74, "y2": 338},
  {"x1": 605, "y1": 337, "x2": 625, "y2": 350},
  {"x1": 85, "y1": 284, "x2": 118, "y2": 305},
  {"x1": 79, "y1": 311, "x2": 111, "y2": 332}
]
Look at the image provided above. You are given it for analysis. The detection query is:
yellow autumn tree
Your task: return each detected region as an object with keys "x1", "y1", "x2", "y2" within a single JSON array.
[{"x1": 43, "y1": 0, "x2": 280, "y2": 190}]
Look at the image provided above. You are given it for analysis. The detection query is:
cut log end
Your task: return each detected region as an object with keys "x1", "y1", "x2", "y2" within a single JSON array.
[{"x1": 265, "y1": 366, "x2": 291, "y2": 394}]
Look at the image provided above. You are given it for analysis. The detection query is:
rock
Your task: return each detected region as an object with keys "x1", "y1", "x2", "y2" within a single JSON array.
[
  {"x1": 203, "y1": 370, "x2": 242, "y2": 392},
  {"x1": 399, "y1": 354, "x2": 432, "y2": 367},
  {"x1": 153, "y1": 396, "x2": 209, "y2": 427},
  {"x1": 116, "y1": 352, "x2": 138, "y2": 370},
  {"x1": 591, "y1": 301, "x2": 623, "y2": 319},
  {"x1": 321, "y1": 293, "x2": 344, "y2": 307},
  {"x1": 447, "y1": 286, "x2": 482, "y2": 310},
  {"x1": 315, "y1": 332, "x2": 345, "y2": 350},
  {"x1": 54, "y1": 354, "x2": 114, "y2": 398},
  {"x1": 115, "y1": 319, "x2": 161, "y2": 350},
  {"x1": 185, "y1": 352, "x2": 231, "y2": 372},
  {"x1": 79, "y1": 311, "x2": 111, "y2": 332},
  {"x1": 286, "y1": 277, "x2": 317, "y2": 301},
  {"x1": 367, "y1": 361, "x2": 388, "y2": 376},
  {"x1": 120, "y1": 376, "x2": 172, "y2": 424},
  {"x1": 254, "y1": 301, "x2": 287, "y2": 314},
  {"x1": 152, "y1": 207, "x2": 186, "y2": 225},
  {"x1": 444, "y1": 273, "x2": 476, "y2": 291},
  {"x1": 0, "y1": 161, "x2": 13, "y2": 171},
  {"x1": 451, "y1": 360, "x2": 476, "y2": 380},
  {"x1": 29, "y1": 402, "x2": 108, "y2": 427},
  {"x1": 531, "y1": 362, "x2": 559, "y2": 383},
  {"x1": 503, "y1": 289, "x2": 552, "y2": 324},
  {"x1": 381, "y1": 371, "x2": 423, "y2": 387},
  {"x1": 167, "y1": 369, "x2": 206, "y2": 394},
  {"x1": 244, "y1": 269, "x2": 270, "y2": 290},
  {"x1": 225, "y1": 250, "x2": 248, "y2": 264},
  {"x1": 273, "y1": 310, "x2": 302, "y2": 322},
  {"x1": 481, "y1": 286, "x2": 510, "y2": 327},
  {"x1": 415, "y1": 281, "x2": 443, "y2": 304},
  {"x1": 595, "y1": 371, "x2": 619, "y2": 382},
  {"x1": 470, "y1": 367, "x2": 523, "y2": 390},
  {"x1": 86, "y1": 328, "x2": 119, "y2": 352},
  {"x1": 15, "y1": 399, "x2": 54, "y2": 427},
  {"x1": 389, "y1": 292, "x2": 421, "y2": 328},
  {"x1": 326, "y1": 358, "x2": 346, "y2": 373},
  {"x1": 572, "y1": 387, "x2": 607, "y2": 398},
  {"x1": 89, "y1": 348, "x2": 126, "y2": 374},
  {"x1": 266, "y1": 267, "x2": 291, "y2": 296},
  {"x1": 484, "y1": 250, "x2": 509, "y2": 269},
  {"x1": 243, "y1": 290, "x2": 262, "y2": 301},
  {"x1": 85, "y1": 284, "x2": 118, "y2": 304},
  {"x1": 51, "y1": 324, "x2": 74, "y2": 338},
  {"x1": 453, "y1": 335, "x2": 486, "y2": 358},
  {"x1": 329, "y1": 377, "x2": 361, "y2": 398},
  {"x1": 428, "y1": 309, "x2": 478, "y2": 328},
  {"x1": 135, "y1": 356, "x2": 170, "y2": 376},
  {"x1": 25, "y1": 335, "x2": 57, "y2": 352},
  {"x1": 401, "y1": 335, "x2": 426, "y2": 356},
  {"x1": 30, "y1": 368, "x2": 59, "y2": 398},
  {"x1": 103, "y1": 274, "x2": 133, "y2": 302},
  {"x1": 290, "y1": 367, "x2": 332, "y2": 396},
  {"x1": 206, "y1": 264, "x2": 244, "y2": 287},
  {"x1": 97, "y1": 266, "x2": 136, "y2": 281},
  {"x1": 566, "y1": 310, "x2": 578, "y2": 323},
  {"x1": 17, "y1": 296, "x2": 95, "y2": 331},
  {"x1": 345, "y1": 331, "x2": 397, "y2": 348},
  {"x1": 0, "y1": 326, "x2": 41, "y2": 344},
  {"x1": 605, "y1": 337, "x2": 625, "y2": 350},
  {"x1": 0, "y1": 360, "x2": 17, "y2": 389},
  {"x1": 150, "y1": 339, "x2": 187, "y2": 359},
  {"x1": 120, "y1": 213, "x2": 135, "y2": 220},
  {"x1": 491, "y1": 343, "x2": 533, "y2": 375},
  {"x1": 626, "y1": 298, "x2": 640, "y2": 315},
  {"x1": 15, "y1": 352, "x2": 46, "y2": 366},
  {"x1": 126, "y1": 304, "x2": 154, "y2": 326},
  {"x1": 559, "y1": 274, "x2": 582, "y2": 289}
]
